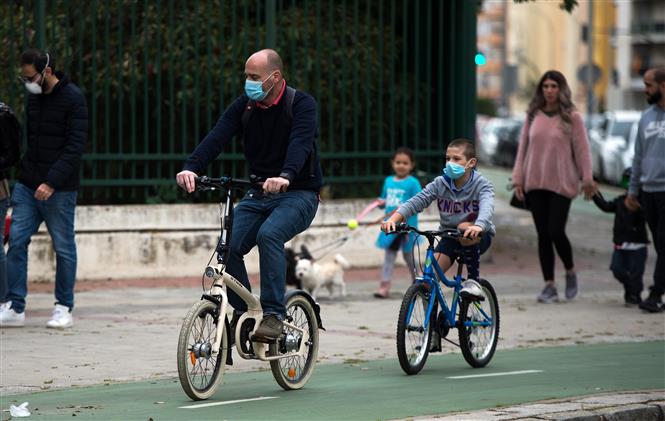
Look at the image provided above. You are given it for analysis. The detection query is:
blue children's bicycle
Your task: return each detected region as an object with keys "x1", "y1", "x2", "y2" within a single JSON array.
[{"x1": 391, "y1": 224, "x2": 500, "y2": 375}]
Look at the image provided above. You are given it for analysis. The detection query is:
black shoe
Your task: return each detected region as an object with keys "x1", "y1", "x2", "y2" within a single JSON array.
[
  {"x1": 251, "y1": 315, "x2": 284, "y2": 343},
  {"x1": 638, "y1": 294, "x2": 663, "y2": 313},
  {"x1": 624, "y1": 293, "x2": 642, "y2": 307}
]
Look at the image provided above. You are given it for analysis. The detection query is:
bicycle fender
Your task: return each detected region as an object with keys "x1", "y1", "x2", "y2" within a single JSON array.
[{"x1": 284, "y1": 289, "x2": 325, "y2": 331}]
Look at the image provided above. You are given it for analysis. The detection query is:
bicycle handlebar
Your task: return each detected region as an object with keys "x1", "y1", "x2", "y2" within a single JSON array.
[
  {"x1": 194, "y1": 175, "x2": 263, "y2": 192},
  {"x1": 389, "y1": 223, "x2": 477, "y2": 242}
]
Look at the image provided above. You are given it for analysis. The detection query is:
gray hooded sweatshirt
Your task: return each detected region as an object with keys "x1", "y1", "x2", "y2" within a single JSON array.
[
  {"x1": 629, "y1": 104, "x2": 665, "y2": 195},
  {"x1": 396, "y1": 171, "x2": 496, "y2": 236}
]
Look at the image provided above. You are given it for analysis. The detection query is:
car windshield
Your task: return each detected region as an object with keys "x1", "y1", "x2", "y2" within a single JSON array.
[{"x1": 611, "y1": 121, "x2": 634, "y2": 140}]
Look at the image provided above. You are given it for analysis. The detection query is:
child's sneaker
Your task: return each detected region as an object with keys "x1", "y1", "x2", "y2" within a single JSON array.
[
  {"x1": 459, "y1": 280, "x2": 484, "y2": 301},
  {"x1": 46, "y1": 304, "x2": 73, "y2": 329},
  {"x1": 537, "y1": 284, "x2": 559, "y2": 303},
  {"x1": 373, "y1": 281, "x2": 390, "y2": 299},
  {"x1": 0, "y1": 303, "x2": 25, "y2": 327},
  {"x1": 624, "y1": 292, "x2": 642, "y2": 307}
]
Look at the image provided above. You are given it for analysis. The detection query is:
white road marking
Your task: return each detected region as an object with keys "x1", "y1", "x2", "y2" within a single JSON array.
[
  {"x1": 179, "y1": 396, "x2": 278, "y2": 409},
  {"x1": 446, "y1": 369, "x2": 543, "y2": 379}
]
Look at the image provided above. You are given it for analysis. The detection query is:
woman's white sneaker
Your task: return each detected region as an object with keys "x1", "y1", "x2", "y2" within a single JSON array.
[
  {"x1": 46, "y1": 304, "x2": 73, "y2": 329},
  {"x1": 0, "y1": 304, "x2": 25, "y2": 327}
]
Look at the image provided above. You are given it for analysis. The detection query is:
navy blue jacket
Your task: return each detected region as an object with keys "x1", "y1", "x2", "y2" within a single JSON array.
[
  {"x1": 592, "y1": 191, "x2": 649, "y2": 245},
  {"x1": 20, "y1": 73, "x2": 88, "y2": 191},
  {"x1": 184, "y1": 86, "x2": 323, "y2": 191}
]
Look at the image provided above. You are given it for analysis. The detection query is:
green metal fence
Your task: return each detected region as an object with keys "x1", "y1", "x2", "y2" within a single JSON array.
[{"x1": 1, "y1": 0, "x2": 477, "y2": 204}]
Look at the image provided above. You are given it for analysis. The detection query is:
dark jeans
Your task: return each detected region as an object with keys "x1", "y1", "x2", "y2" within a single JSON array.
[
  {"x1": 526, "y1": 190, "x2": 574, "y2": 281},
  {"x1": 435, "y1": 234, "x2": 493, "y2": 280},
  {"x1": 641, "y1": 191, "x2": 665, "y2": 296},
  {"x1": 610, "y1": 248, "x2": 647, "y2": 295},
  {"x1": 0, "y1": 197, "x2": 8, "y2": 302},
  {"x1": 6, "y1": 183, "x2": 78, "y2": 313},
  {"x1": 225, "y1": 189, "x2": 318, "y2": 317}
]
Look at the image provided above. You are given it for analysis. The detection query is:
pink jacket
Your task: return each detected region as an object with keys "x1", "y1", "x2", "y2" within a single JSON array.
[{"x1": 512, "y1": 110, "x2": 593, "y2": 199}]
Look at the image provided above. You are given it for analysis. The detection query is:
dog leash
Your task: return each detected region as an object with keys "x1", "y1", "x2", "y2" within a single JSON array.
[{"x1": 308, "y1": 236, "x2": 350, "y2": 260}]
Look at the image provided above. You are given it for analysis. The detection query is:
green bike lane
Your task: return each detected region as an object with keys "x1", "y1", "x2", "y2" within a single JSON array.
[{"x1": 2, "y1": 341, "x2": 663, "y2": 420}]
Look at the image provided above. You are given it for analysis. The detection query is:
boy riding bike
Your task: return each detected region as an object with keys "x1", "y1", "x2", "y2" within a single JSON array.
[{"x1": 381, "y1": 138, "x2": 496, "y2": 299}]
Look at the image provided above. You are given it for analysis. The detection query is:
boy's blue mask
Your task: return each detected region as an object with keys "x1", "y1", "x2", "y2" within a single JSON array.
[{"x1": 443, "y1": 162, "x2": 467, "y2": 180}]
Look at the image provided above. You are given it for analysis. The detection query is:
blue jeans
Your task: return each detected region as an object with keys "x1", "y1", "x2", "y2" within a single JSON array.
[
  {"x1": 0, "y1": 197, "x2": 8, "y2": 302},
  {"x1": 610, "y1": 248, "x2": 647, "y2": 295},
  {"x1": 6, "y1": 183, "x2": 78, "y2": 313},
  {"x1": 225, "y1": 189, "x2": 318, "y2": 317}
]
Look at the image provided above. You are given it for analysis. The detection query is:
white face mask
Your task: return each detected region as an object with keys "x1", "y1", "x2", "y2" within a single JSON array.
[
  {"x1": 23, "y1": 53, "x2": 49, "y2": 95},
  {"x1": 24, "y1": 81, "x2": 43, "y2": 94}
]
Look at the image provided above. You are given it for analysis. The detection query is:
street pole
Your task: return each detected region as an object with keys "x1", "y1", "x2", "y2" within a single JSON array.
[
  {"x1": 586, "y1": 1, "x2": 594, "y2": 122},
  {"x1": 501, "y1": 0, "x2": 508, "y2": 115}
]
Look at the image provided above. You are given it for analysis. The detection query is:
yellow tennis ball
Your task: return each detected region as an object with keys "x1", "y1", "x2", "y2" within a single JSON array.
[{"x1": 347, "y1": 219, "x2": 359, "y2": 230}]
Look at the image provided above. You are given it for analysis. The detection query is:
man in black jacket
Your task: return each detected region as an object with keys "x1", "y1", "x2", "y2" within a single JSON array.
[
  {"x1": 0, "y1": 101, "x2": 21, "y2": 307},
  {"x1": 0, "y1": 50, "x2": 87, "y2": 329},
  {"x1": 176, "y1": 49, "x2": 322, "y2": 342}
]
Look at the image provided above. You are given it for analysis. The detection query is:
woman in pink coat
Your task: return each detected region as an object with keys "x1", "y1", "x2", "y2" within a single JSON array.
[{"x1": 512, "y1": 70, "x2": 596, "y2": 303}]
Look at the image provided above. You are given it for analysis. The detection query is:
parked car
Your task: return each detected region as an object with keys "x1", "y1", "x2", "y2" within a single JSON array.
[
  {"x1": 589, "y1": 111, "x2": 641, "y2": 182},
  {"x1": 476, "y1": 117, "x2": 524, "y2": 168},
  {"x1": 599, "y1": 120, "x2": 639, "y2": 185}
]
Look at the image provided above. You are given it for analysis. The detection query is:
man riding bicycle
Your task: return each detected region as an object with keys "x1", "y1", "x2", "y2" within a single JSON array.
[{"x1": 176, "y1": 49, "x2": 322, "y2": 342}]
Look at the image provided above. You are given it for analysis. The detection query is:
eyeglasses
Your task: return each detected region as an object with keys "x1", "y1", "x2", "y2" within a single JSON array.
[{"x1": 17, "y1": 72, "x2": 41, "y2": 84}]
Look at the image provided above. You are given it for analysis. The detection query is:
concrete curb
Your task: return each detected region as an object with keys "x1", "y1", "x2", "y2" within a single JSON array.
[{"x1": 409, "y1": 390, "x2": 665, "y2": 420}]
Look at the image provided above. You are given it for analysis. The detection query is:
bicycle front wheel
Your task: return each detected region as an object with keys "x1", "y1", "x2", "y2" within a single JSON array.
[
  {"x1": 458, "y1": 278, "x2": 500, "y2": 368},
  {"x1": 396, "y1": 283, "x2": 432, "y2": 375},
  {"x1": 270, "y1": 294, "x2": 320, "y2": 390},
  {"x1": 177, "y1": 299, "x2": 228, "y2": 400}
]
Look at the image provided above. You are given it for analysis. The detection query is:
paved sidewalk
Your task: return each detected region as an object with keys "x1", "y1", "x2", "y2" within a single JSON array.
[{"x1": 1, "y1": 179, "x2": 664, "y2": 420}]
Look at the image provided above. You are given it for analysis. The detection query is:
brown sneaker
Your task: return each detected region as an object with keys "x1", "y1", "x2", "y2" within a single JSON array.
[{"x1": 251, "y1": 315, "x2": 284, "y2": 343}]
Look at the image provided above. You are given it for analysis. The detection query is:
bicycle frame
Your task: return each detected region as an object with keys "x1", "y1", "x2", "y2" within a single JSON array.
[
  {"x1": 406, "y1": 236, "x2": 494, "y2": 335},
  {"x1": 203, "y1": 265, "x2": 310, "y2": 362},
  {"x1": 195, "y1": 176, "x2": 311, "y2": 362}
]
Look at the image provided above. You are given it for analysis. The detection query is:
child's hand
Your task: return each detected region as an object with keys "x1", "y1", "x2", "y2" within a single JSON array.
[
  {"x1": 457, "y1": 224, "x2": 482, "y2": 246},
  {"x1": 381, "y1": 213, "x2": 404, "y2": 233},
  {"x1": 462, "y1": 225, "x2": 483, "y2": 239}
]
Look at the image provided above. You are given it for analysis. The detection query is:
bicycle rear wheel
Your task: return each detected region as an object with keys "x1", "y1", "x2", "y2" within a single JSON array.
[
  {"x1": 458, "y1": 278, "x2": 500, "y2": 368},
  {"x1": 177, "y1": 300, "x2": 228, "y2": 400},
  {"x1": 396, "y1": 283, "x2": 432, "y2": 375},
  {"x1": 270, "y1": 294, "x2": 319, "y2": 390}
]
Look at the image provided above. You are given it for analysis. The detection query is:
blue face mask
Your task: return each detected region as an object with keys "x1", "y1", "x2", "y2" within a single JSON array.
[
  {"x1": 443, "y1": 162, "x2": 467, "y2": 180},
  {"x1": 244, "y1": 72, "x2": 276, "y2": 101}
]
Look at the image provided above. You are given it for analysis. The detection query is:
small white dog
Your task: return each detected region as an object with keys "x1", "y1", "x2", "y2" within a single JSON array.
[{"x1": 295, "y1": 254, "x2": 349, "y2": 299}]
